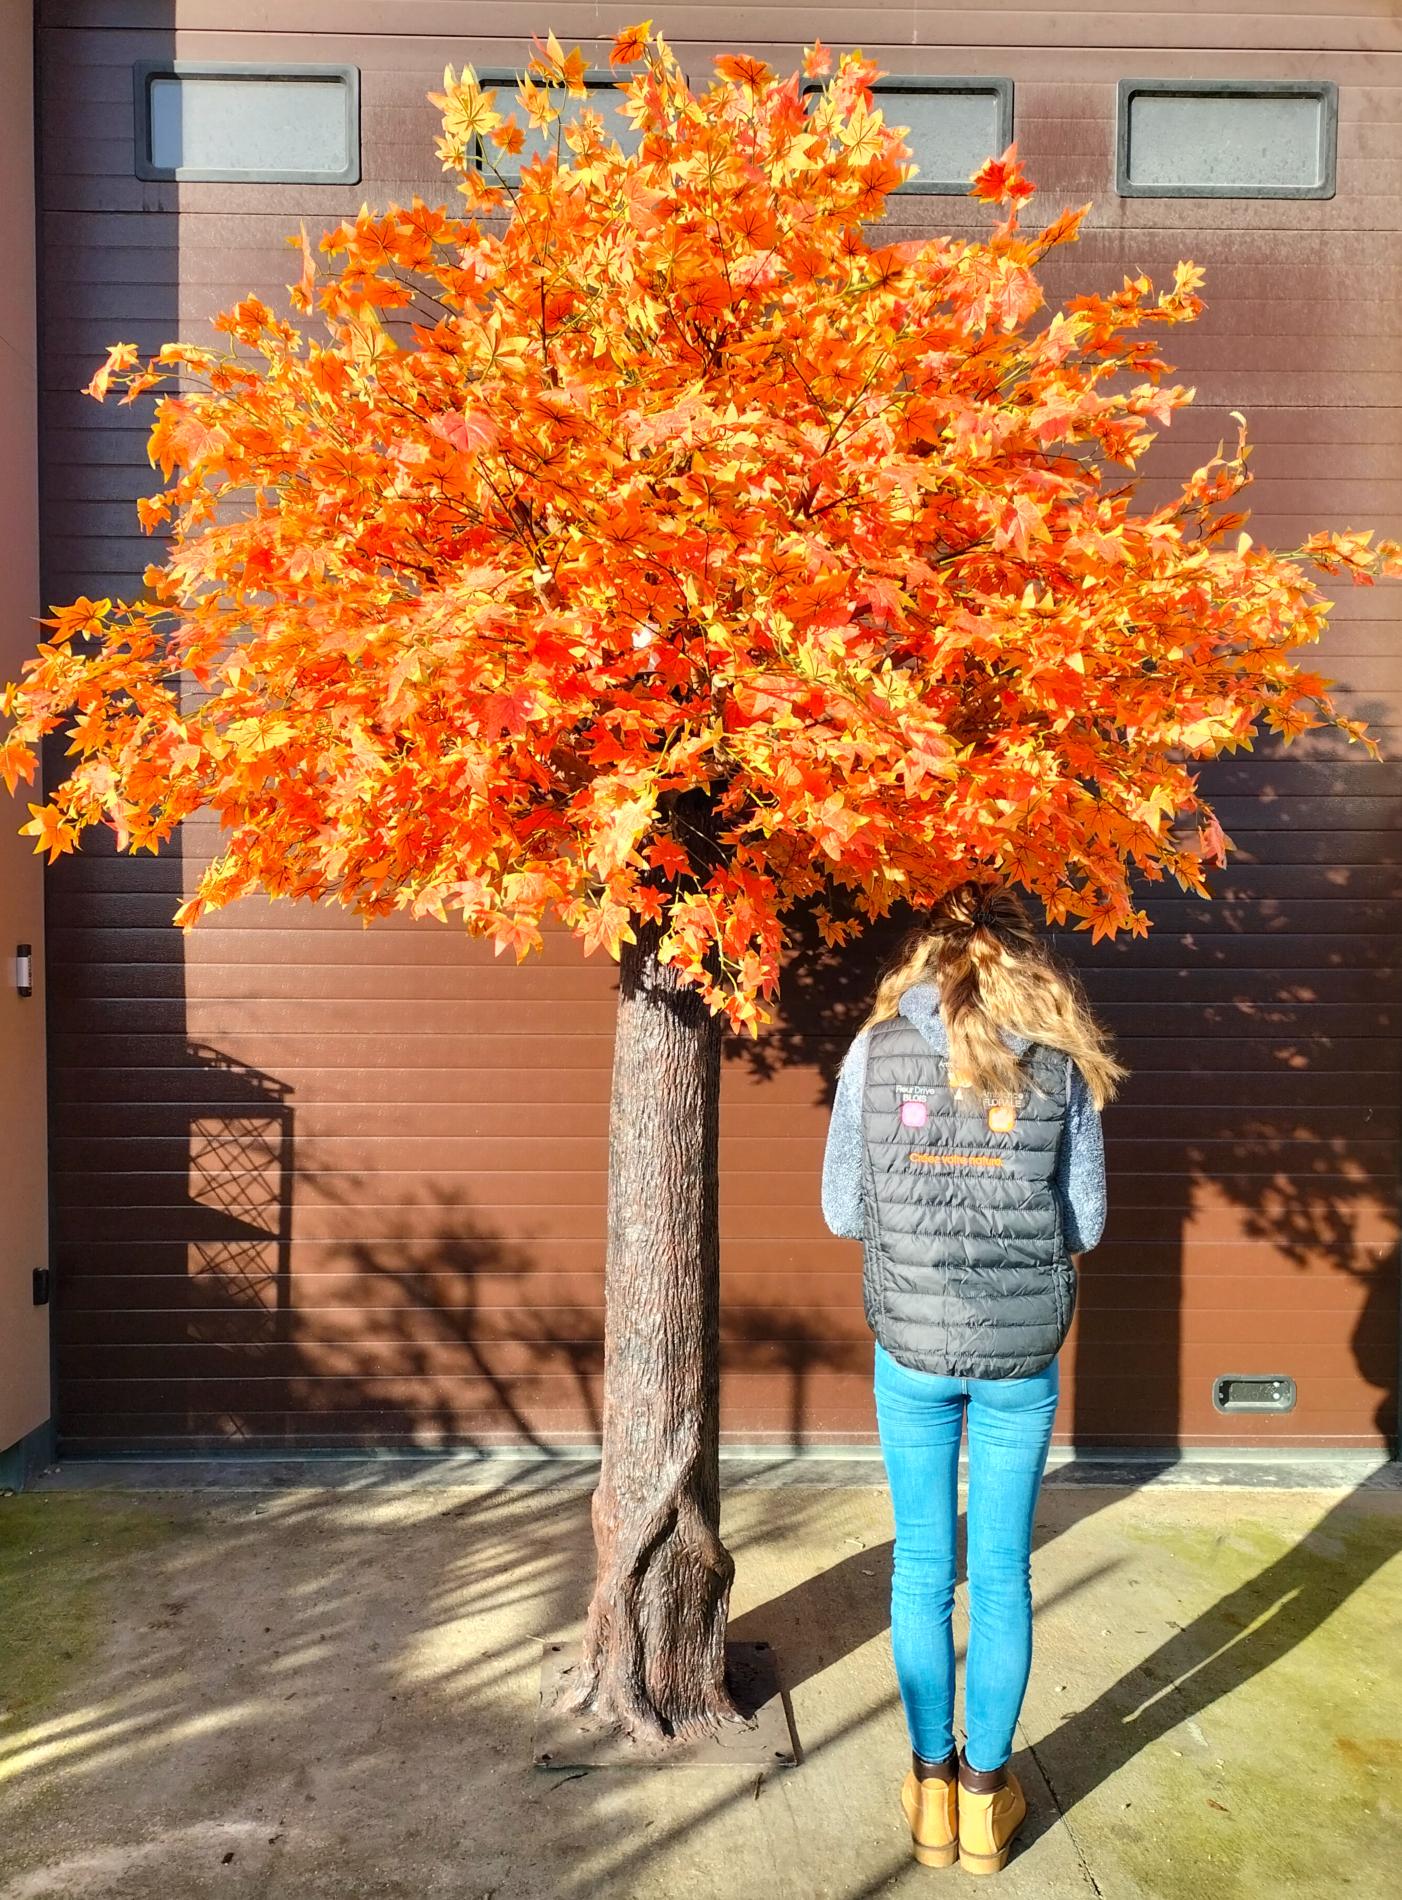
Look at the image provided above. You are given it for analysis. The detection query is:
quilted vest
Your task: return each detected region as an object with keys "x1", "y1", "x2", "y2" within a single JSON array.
[{"x1": 860, "y1": 1013, "x2": 1076, "y2": 1379}]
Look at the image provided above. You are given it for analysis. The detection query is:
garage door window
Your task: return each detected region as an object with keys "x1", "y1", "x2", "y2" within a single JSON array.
[
  {"x1": 134, "y1": 62, "x2": 361, "y2": 184},
  {"x1": 473, "y1": 71, "x2": 645, "y2": 180},
  {"x1": 804, "y1": 78, "x2": 1014, "y2": 194},
  {"x1": 1117, "y1": 79, "x2": 1337, "y2": 199}
]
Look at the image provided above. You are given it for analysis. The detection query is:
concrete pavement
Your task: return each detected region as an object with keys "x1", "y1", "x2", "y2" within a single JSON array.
[{"x1": 0, "y1": 1465, "x2": 1398, "y2": 1898}]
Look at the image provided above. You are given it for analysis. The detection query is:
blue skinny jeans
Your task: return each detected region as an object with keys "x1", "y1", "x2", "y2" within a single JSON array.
[{"x1": 873, "y1": 1339, "x2": 1061, "y2": 1773}]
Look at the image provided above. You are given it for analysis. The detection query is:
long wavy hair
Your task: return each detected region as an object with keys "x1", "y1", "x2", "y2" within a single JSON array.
[{"x1": 860, "y1": 880, "x2": 1127, "y2": 1111}]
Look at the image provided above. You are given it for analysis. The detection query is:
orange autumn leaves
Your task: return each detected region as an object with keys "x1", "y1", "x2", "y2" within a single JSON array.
[{"x1": 3, "y1": 25, "x2": 1399, "y2": 1034}]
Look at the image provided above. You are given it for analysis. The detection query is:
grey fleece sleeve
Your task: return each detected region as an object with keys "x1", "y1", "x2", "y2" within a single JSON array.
[
  {"x1": 1057, "y1": 1063, "x2": 1107, "y2": 1254},
  {"x1": 821, "y1": 1027, "x2": 870, "y2": 1239}
]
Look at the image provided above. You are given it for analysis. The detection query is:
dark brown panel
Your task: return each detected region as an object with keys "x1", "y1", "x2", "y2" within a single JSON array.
[{"x1": 41, "y1": 1, "x2": 1402, "y2": 34}]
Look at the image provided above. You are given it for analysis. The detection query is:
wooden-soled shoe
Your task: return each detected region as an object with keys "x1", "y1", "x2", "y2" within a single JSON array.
[
  {"x1": 956, "y1": 1766, "x2": 1027, "y2": 1876},
  {"x1": 900, "y1": 1768, "x2": 960, "y2": 1869}
]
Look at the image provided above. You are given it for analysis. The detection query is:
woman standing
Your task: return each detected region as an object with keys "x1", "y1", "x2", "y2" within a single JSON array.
[{"x1": 821, "y1": 880, "x2": 1121, "y2": 1875}]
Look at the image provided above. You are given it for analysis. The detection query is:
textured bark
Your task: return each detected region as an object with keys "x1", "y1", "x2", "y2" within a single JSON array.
[{"x1": 565, "y1": 906, "x2": 741, "y2": 1745}]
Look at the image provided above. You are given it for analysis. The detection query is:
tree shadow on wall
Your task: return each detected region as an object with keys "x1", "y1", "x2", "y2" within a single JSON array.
[
  {"x1": 243, "y1": 1166, "x2": 872, "y2": 1459},
  {"x1": 719, "y1": 816, "x2": 1401, "y2": 1834},
  {"x1": 728, "y1": 789, "x2": 1399, "y2": 1465},
  {"x1": 45, "y1": 812, "x2": 299, "y2": 1449}
]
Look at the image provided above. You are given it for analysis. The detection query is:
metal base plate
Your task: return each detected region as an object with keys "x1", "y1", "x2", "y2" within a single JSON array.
[{"x1": 533, "y1": 1639, "x2": 797, "y2": 1770}]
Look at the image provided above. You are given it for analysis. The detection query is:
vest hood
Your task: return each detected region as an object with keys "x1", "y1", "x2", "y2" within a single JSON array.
[{"x1": 896, "y1": 983, "x2": 1035, "y2": 1059}]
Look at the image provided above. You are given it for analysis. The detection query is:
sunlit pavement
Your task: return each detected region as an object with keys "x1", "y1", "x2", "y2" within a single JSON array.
[{"x1": 1, "y1": 1465, "x2": 1398, "y2": 1898}]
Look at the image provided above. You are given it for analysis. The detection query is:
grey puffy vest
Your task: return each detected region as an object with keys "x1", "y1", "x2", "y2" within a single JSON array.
[{"x1": 860, "y1": 1014, "x2": 1076, "y2": 1379}]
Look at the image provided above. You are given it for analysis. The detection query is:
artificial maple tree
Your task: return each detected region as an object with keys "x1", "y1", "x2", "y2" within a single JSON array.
[{"x1": 4, "y1": 24, "x2": 1398, "y2": 1745}]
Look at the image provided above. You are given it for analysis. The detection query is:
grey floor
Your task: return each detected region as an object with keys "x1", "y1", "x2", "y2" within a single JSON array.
[{"x1": 1, "y1": 1462, "x2": 1399, "y2": 1898}]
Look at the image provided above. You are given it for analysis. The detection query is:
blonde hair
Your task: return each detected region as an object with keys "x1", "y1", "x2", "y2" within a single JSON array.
[{"x1": 861, "y1": 880, "x2": 1127, "y2": 1112}]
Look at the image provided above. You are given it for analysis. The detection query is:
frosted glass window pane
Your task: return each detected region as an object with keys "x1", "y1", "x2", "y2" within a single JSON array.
[
  {"x1": 484, "y1": 85, "x2": 642, "y2": 177},
  {"x1": 147, "y1": 74, "x2": 353, "y2": 178},
  {"x1": 1124, "y1": 89, "x2": 1330, "y2": 193},
  {"x1": 885, "y1": 89, "x2": 1007, "y2": 187}
]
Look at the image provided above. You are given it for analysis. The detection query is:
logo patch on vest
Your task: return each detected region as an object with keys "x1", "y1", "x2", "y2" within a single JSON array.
[
  {"x1": 899, "y1": 1099, "x2": 928, "y2": 1129},
  {"x1": 987, "y1": 1104, "x2": 1017, "y2": 1133}
]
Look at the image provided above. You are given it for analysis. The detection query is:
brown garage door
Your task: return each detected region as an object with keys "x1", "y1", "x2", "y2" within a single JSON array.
[{"x1": 38, "y1": 1, "x2": 1400, "y2": 1452}]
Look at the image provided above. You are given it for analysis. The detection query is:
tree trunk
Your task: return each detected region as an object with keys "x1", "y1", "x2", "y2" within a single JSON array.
[{"x1": 564, "y1": 910, "x2": 742, "y2": 1746}]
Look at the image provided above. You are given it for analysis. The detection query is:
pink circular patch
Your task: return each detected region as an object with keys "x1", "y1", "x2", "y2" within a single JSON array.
[{"x1": 900, "y1": 1099, "x2": 928, "y2": 1129}]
